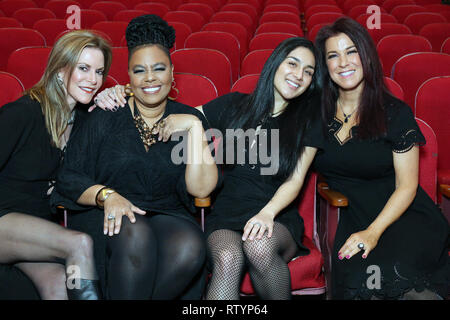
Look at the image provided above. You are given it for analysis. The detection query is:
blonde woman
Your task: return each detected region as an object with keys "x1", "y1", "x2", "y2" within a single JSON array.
[{"x1": 0, "y1": 30, "x2": 112, "y2": 300}]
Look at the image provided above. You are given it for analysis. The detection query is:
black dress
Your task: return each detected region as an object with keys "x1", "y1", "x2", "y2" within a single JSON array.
[
  {"x1": 0, "y1": 95, "x2": 62, "y2": 220},
  {"x1": 0, "y1": 95, "x2": 85, "y2": 299},
  {"x1": 313, "y1": 94, "x2": 450, "y2": 299},
  {"x1": 50, "y1": 98, "x2": 212, "y2": 291},
  {"x1": 202, "y1": 92, "x2": 322, "y2": 257}
]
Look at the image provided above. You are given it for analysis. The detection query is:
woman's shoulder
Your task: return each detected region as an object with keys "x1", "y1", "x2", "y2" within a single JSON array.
[
  {"x1": 383, "y1": 93, "x2": 414, "y2": 122},
  {"x1": 0, "y1": 95, "x2": 42, "y2": 123}
]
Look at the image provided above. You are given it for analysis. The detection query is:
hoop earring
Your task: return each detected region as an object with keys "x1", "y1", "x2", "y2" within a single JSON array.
[
  {"x1": 168, "y1": 79, "x2": 179, "y2": 101},
  {"x1": 57, "y1": 74, "x2": 64, "y2": 86},
  {"x1": 124, "y1": 83, "x2": 134, "y2": 96}
]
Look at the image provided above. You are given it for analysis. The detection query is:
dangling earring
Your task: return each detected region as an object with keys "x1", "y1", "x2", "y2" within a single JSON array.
[
  {"x1": 125, "y1": 83, "x2": 134, "y2": 96},
  {"x1": 57, "y1": 74, "x2": 65, "y2": 86},
  {"x1": 168, "y1": 79, "x2": 179, "y2": 101}
]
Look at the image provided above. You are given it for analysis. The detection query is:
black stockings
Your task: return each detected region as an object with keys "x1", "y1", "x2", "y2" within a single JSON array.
[
  {"x1": 206, "y1": 222, "x2": 299, "y2": 300},
  {"x1": 106, "y1": 214, "x2": 206, "y2": 300}
]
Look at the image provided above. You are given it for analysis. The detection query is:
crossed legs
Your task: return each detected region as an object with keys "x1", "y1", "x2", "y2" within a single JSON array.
[{"x1": 0, "y1": 212, "x2": 97, "y2": 299}]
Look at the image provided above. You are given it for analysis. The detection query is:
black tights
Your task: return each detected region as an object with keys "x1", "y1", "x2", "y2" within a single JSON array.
[
  {"x1": 206, "y1": 222, "x2": 299, "y2": 300},
  {"x1": 106, "y1": 214, "x2": 206, "y2": 300}
]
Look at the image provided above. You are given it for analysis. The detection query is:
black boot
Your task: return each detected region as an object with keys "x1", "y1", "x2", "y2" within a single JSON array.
[{"x1": 67, "y1": 279, "x2": 102, "y2": 300}]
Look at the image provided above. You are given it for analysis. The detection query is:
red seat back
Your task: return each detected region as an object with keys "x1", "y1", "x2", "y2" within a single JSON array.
[
  {"x1": 419, "y1": 23, "x2": 450, "y2": 52},
  {"x1": 415, "y1": 76, "x2": 450, "y2": 183},
  {"x1": 113, "y1": 10, "x2": 148, "y2": 23},
  {"x1": 171, "y1": 48, "x2": 232, "y2": 96},
  {"x1": 185, "y1": 31, "x2": 241, "y2": 82},
  {"x1": 91, "y1": 21, "x2": 128, "y2": 47},
  {"x1": 377, "y1": 34, "x2": 432, "y2": 77},
  {"x1": 171, "y1": 72, "x2": 218, "y2": 107},
  {"x1": 164, "y1": 11, "x2": 205, "y2": 32},
  {"x1": 367, "y1": 23, "x2": 411, "y2": 45},
  {"x1": 255, "y1": 22, "x2": 304, "y2": 37},
  {"x1": 79, "y1": 9, "x2": 107, "y2": 29},
  {"x1": 442, "y1": 37, "x2": 450, "y2": 54},
  {"x1": 249, "y1": 33, "x2": 296, "y2": 52},
  {"x1": 382, "y1": 0, "x2": 416, "y2": 13},
  {"x1": 392, "y1": 52, "x2": 450, "y2": 110},
  {"x1": 44, "y1": 0, "x2": 81, "y2": 19},
  {"x1": 33, "y1": 19, "x2": 67, "y2": 46},
  {"x1": 0, "y1": 0, "x2": 37, "y2": 17},
  {"x1": 0, "y1": 28, "x2": 46, "y2": 71},
  {"x1": 384, "y1": 77, "x2": 404, "y2": 101},
  {"x1": 231, "y1": 74, "x2": 259, "y2": 93},
  {"x1": 134, "y1": 2, "x2": 170, "y2": 18},
  {"x1": 0, "y1": 17, "x2": 23, "y2": 28},
  {"x1": 6, "y1": 46, "x2": 51, "y2": 89},
  {"x1": 89, "y1": 1, "x2": 127, "y2": 20},
  {"x1": 416, "y1": 118, "x2": 438, "y2": 203},
  {"x1": 404, "y1": 12, "x2": 446, "y2": 34},
  {"x1": 391, "y1": 5, "x2": 427, "y2": 23},
  {"x1": 12, "y1": 8, "x2": 55, "y2": 28},
  {"x1": 0, "y1": 71, "x2": 24, "y2": 107},
  {"x1": 306, "y1": 12, "x2": 344, "y2": 31},
  {"x1": 202, "y1": 22, "x2": 249, "y2": 61},
  {"x1": 240, "y1": 49, "x2": 272, "y2": 77}
]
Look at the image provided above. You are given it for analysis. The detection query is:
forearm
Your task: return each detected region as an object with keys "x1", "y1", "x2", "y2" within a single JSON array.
[
  {"x1": 260, "y1": 147, "x2": 318, "y2": 218},
  {"x1": 185, "y1": 120, "x2": 218, "y2": 198},
  {"x1": 77, "y1": 184, "x2": 106, "y2": 206},
  {"x1": 260, "y1": 177, "x2": 305, "y2": 219},
  {"x1": 367, "y1": 185, "x2": 417, "y2": 237}
]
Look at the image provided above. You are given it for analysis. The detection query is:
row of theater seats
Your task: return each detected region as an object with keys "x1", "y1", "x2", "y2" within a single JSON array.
[{"x1": 1, "y1": 0, "x2": 449, "y2": 298}]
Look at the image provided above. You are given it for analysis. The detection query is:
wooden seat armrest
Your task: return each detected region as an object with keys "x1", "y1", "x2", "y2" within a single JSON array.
[
  {"x1": 439, "y1": 184, "x2": 450, "y2": 198},
  {"x1": 194, "y1": 197, "x2": 211, "y2": 208},
  {"x1": 317, "y1": 182, "x2": 349, "y2": 207}
]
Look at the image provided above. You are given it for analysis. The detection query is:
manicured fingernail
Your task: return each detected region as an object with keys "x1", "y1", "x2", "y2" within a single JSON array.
[
  {"x1": 338, "y1": 255, "x2": 343, "y2": 260},
  {"x1": 362, "y1": 255, "x2": 367, "y2": 259},
  {"x1": 346, "y1": 255, "x2": 350, "y2": 259}
]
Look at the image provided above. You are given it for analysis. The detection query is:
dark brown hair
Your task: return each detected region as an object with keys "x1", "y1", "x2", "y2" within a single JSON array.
[{"x1": 315, "y1": 17, "x2": 390, "y2": 139}]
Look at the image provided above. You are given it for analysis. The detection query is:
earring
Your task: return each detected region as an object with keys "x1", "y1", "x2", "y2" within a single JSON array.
[
  {"x1": 124, "y1": 83, "x2": 134, "y2": 96},
  {"x1": 57, "y1": 74, "x2": 64, "y2": 85},
  {"x1": 168, "y1": 79, "x2": 179, "y2": 101}
]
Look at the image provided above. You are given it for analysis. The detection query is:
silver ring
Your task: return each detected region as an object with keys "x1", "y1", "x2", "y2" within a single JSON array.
[
  {"x1": 357, "y1": 243, "x2": 365, "y2": 250},
  {"x1": 107, "y1": 214, "x2": 115, "y2": 221}
]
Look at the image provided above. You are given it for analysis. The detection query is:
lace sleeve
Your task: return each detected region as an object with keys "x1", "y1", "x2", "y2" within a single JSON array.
[{"x1": 386, "y1": 102, "x2": 425, "y2": 153}]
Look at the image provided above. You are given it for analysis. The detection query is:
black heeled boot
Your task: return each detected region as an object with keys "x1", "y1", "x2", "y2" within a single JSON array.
[{"x1": 67, "y1": 279, "x2": 102, "y2": 300}]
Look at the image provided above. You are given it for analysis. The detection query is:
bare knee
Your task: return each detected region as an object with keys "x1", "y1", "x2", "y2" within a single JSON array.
[{"x1": 65, "y1": 232, "x2": 94, "y2": 260}]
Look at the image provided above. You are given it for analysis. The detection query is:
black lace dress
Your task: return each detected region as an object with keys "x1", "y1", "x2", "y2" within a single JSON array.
[{"x1": 313, "y1": 94, "x2": 449, "y2": 299}]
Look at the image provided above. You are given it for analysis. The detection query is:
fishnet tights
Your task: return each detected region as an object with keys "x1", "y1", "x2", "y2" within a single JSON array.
[{"x1": 206, "y1": 222, "x2": 298, "y2": 300}]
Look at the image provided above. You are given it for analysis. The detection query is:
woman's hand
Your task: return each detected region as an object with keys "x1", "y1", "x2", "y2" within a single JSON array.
[
  {"x1": 338, "y1": 228, "x2": 381, "y2": 260},
  {"x1": 156, "y1": 114, "x2": 202, "y2": 142},
  {"x1": 242, "y1": 210, "x2": 276, "y2": 241},
  {"x1": 103, "y1": 193, "x2": 146, "y2": 236},
  {"x1": 89, "y1": 85, "x2": 127, "y2": 112}
]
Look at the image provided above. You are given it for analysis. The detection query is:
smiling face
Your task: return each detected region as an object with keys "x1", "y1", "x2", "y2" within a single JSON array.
[
  {"x1": 128, "y1": 45, "x2": 173, "y2": 109},
  {"x1": 63, "y1": 47, "x2": 105, "y2": 107},
  {"x1": 325, "y1": 33, "x2": 364, "y2": 94},
  {"x1": 273, "y1": 46, "x2": 315, "y2": 104}
]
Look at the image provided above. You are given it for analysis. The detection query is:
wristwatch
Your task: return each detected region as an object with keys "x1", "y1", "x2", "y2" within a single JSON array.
[{"x1": 96, "y1": 187, "x2": 116, "y2": 208}]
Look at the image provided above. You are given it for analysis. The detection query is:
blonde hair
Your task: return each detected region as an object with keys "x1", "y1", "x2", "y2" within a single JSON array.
[{"x1": 27, "y1": 30, "x2": 112, "y2": 148}]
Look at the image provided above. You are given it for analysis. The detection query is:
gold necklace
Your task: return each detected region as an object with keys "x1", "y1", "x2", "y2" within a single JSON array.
[{"x1": 133, "y1": 99, "x2": 163, "y2": 149}]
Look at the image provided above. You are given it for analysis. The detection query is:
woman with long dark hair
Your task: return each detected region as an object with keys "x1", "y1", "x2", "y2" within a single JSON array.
[
  {"x1": 314, "y1": 17, "x2": 449, "y2": 300},
  {"x1": 197, "y1": 37, "x2": 323, "y2": 300}
]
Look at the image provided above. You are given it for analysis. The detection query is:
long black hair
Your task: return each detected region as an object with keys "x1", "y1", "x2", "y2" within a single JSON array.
[
  {"x1": 315, "y1": 17, "x2": 390, "y2": 139},
  {"x1": 227, "y1": 37, "x2": 322, "y2": 180}
]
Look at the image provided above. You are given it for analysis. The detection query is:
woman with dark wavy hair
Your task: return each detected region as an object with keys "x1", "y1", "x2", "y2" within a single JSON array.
[{"x1": 314, "y1": 17, "x2": 449, "y2": 300}]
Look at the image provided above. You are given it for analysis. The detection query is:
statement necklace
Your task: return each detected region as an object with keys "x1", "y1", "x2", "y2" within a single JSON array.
[
  {"x1": 338, "y1": 99, "x2": 357, "y2": 123},
  {"x1": 133, "y1": 99, "x2": 162, "y2": 149}
]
